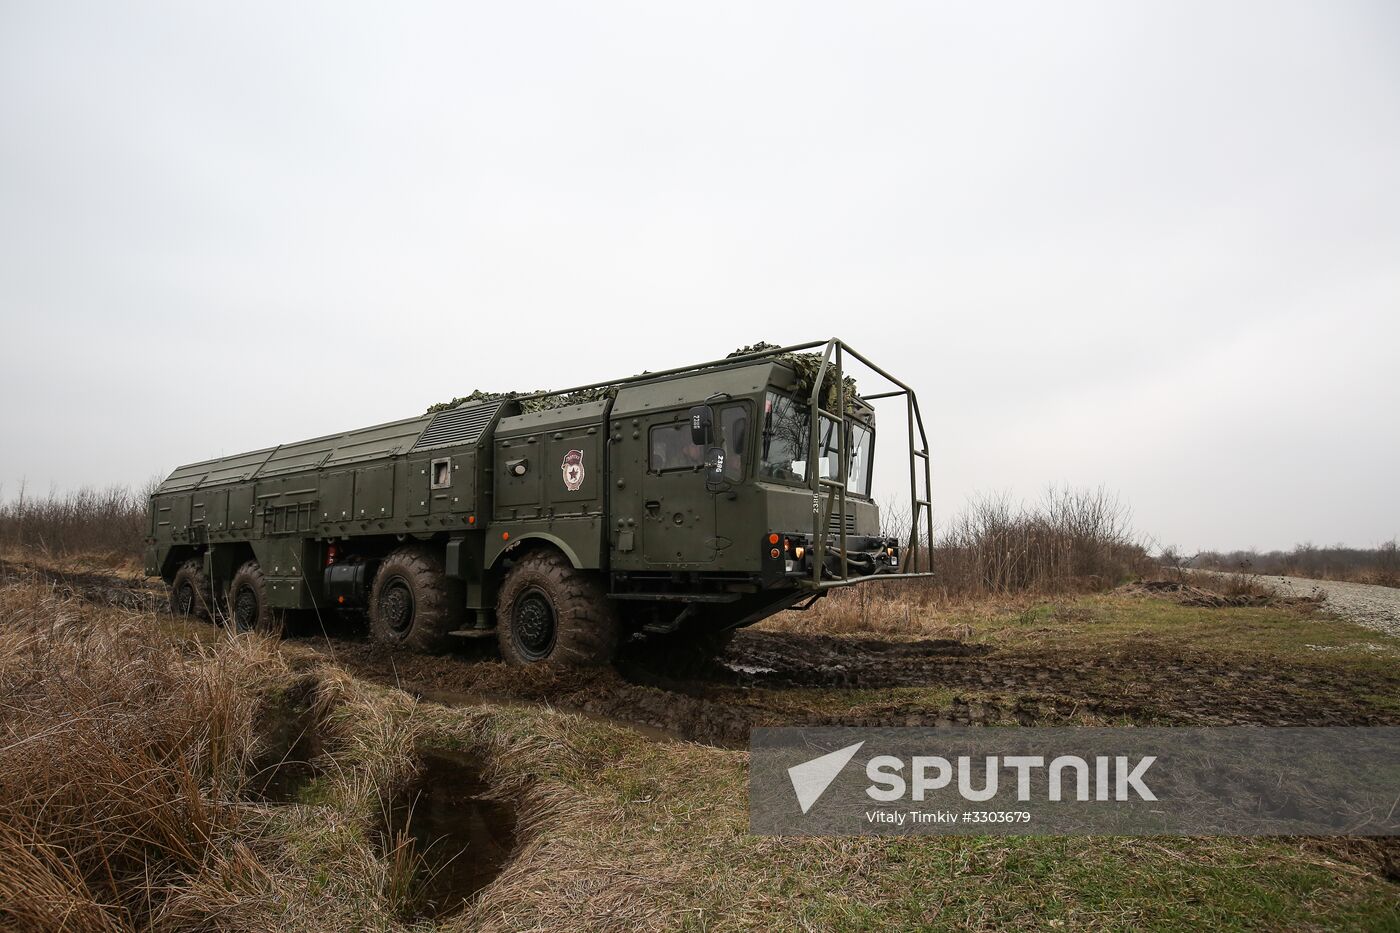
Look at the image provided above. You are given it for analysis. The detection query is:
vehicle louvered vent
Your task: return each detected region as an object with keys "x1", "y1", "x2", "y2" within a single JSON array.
[
  {"x1": 828, "y1": 512, "x2": 857, "y2": 534},
  {"x1": 410, "y1": 402, "x2": 503, "y2": 452}
]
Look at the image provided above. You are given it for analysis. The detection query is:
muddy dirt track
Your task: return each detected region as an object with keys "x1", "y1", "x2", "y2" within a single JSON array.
[
  {"x1": 6, "y1": 558, "x2": 1398, "y2": 748},
  {"x1": 0, "y1": 558, "x2": 165, "y2": 613},
  {"x1": 314, "y1": 630, "x2": 1400, "y2": 748}
]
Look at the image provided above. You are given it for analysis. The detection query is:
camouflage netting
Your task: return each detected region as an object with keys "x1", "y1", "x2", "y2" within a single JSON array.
[
  {"x1": 725, "y1": 342, "x2": 860, "y2": 412},
  {"x1": 424, "y1": 387, "x2": 614, "y2": 415},
  {"x1": 427, "y1": 343, "x2": 860, "y2": 415}
]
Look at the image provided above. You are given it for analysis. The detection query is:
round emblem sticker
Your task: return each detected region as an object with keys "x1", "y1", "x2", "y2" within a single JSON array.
[{"x1": 561, "y1": 449, "x2": 585, "y2": 491}]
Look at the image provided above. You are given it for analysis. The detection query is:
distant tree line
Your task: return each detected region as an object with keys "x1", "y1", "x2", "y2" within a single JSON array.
[{"x1": 1168, "y1": 541, "x2": 1400, "y2": 588}]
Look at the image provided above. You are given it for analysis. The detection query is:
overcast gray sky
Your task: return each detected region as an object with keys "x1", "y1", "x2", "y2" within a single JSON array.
[{"x1": 2, "y1": 1, "x2": 1396, "y2": 553}]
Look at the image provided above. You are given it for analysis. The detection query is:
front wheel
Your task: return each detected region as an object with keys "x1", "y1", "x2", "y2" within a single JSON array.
[{"x1": 496, "y1": 550, "x2": 618, "y2": 666}]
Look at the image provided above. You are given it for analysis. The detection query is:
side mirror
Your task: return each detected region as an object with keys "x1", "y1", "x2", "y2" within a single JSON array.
[
  {"x1": 704, "y1": 446, "x2": 727, "y2": 490},
  {"x1": 689, "y1": 405, "x2": 714, "y2": 446}
]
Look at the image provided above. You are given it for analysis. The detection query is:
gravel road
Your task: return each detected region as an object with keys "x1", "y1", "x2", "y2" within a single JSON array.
[{"x1": 1249, "y1": 575, "x2": 1400, "y2": 639}]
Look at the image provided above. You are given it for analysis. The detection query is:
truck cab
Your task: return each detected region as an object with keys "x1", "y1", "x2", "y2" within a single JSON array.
[{"x1": 480, "y1": 341, "x2": 933, "y2": 658}]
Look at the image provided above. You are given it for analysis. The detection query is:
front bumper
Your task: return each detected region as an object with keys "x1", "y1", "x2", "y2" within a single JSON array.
[{"x1": 761, "y1": 533, "x2": 901, "y2": 584}]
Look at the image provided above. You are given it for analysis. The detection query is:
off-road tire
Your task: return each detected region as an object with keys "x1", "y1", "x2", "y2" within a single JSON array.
[
  {"x1": 368, "y1": 546, "x2": 462, "y2": 654},
  {"x1": 228, "y1": 561, "x2": 287, "y2": 637},
  {"x1": 170, "y1": 559, "x2": 213, "y2": 621},
  {"x1": 496, "y1": 549, "x2": 619, "y2": 666}
]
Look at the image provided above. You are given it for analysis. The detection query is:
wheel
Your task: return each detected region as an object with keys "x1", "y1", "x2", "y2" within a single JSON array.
[
  {"x1": 170, "y1": 559, "x2": 213, "y2": 621},
  {"x1": 368, "y1": 546, "x2": 462, "y2": 653},
  {"x1": 228, "y1": 561, "x2": 286, "y2": 636},
  {"x1": 496, "y1": 549, "x2": 618, "y2": 666}
]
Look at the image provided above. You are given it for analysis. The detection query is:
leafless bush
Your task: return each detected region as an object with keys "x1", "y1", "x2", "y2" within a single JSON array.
[
  {"x1": 886, "y1": 486, "x2": 1148, "y2": 600},
  {"x1": 0, "y1": 481, "x2": 153, "y2": 561}
]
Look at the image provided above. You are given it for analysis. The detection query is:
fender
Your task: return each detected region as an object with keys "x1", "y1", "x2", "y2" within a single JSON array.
[{"x1": 486, "y1": 531, "x2": 587, "y2": 571}]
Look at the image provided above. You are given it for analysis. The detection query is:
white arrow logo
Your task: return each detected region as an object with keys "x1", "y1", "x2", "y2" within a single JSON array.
[{"x1": 787, "y1": 741, "x2": 865, "y2": 814}]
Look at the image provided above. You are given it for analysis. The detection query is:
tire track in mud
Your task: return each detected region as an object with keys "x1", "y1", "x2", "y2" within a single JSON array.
[
  {"x1": 301, "y1": 636, "x2": 762, "y2": 748},
  {"x1": 7, "y1": 560, "x2": 1398, "y2": 747},
  {"x1": 700, "y1": 632, "x2": 1400, "y2": 728},
  {"x1": 302, "y1": 627, "x2": 1400, "y2": 748},
  {"x1": 0, "y1": 557, "x2": 166, "y2": 612}
]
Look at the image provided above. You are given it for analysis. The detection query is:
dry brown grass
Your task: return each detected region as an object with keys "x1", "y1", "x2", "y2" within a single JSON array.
[
  {"x1": 0, "y1": 576, "x2": 588, "y2": 931},
  {"x1": 0, "y1": 584, "x2": 287, "y2": 929},
  {"x1": 0, "y1": 581, "x2": 443, "y2": 931},
  {"x1": 760, "y1": 579, "x2": 1009, "y2": 637}
]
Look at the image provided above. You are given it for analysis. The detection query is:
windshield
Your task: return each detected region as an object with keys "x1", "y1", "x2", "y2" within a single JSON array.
[
  {"x1": 759, "y1": 390, "x2": 873, "y2": 495},
  {"x1": 849, "y1": 421, "x2": 873, "y2": 496}
]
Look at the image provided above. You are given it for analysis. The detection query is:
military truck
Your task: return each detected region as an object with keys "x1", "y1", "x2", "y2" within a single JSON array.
[{"x1": 145, "y1": 339, "x2": 934, "y2": 665}]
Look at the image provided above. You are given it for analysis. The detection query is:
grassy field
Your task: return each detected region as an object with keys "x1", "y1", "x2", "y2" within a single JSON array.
[{"x1": 0, "y1": 557, "x2": 1397, "y2": 931}]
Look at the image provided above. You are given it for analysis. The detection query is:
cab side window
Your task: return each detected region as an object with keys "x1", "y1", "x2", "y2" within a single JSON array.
[
  {"x1": 648, "y1": 404, "x2": 750, "y2": 479},
  {"x1": 649, "y1": 422, "x2": 704, "y2": 472}
]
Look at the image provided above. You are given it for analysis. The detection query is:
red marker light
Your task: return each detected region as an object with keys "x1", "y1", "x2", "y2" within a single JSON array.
[{"x1": 768, "y1": 533, "x2": 780, "y2": 545}]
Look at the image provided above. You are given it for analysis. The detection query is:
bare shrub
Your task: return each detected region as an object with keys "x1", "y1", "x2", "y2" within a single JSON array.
[
  {"x1": 0, "y1": 481, "x2": 155, "y2": 561},
  {"x1": 923, "y1": 486, "x2": 1147, "y2": 599}
]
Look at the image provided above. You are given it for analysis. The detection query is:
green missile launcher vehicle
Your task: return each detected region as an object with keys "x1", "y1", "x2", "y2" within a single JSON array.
[{"x1": 145, "y1": 339, "x2": 934, "y2": 665}]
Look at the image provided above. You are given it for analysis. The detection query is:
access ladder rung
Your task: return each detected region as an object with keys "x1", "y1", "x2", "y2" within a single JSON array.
[{"x1": 913, "y1": 449, "x2": 929, "y2": 459}]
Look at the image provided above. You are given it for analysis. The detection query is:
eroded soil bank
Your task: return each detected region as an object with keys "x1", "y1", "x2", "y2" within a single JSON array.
[{"x1": 377, "y1": 750, "x2": 518, "y2": 921}]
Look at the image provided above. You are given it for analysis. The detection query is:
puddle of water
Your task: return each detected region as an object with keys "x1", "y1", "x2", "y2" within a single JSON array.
[
  {"x1": 724, "y1": 662, "x2": 777, "y2": 675},
  {"x1": 380, "y1": 750, "x2": 517, "y2": 920}
]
